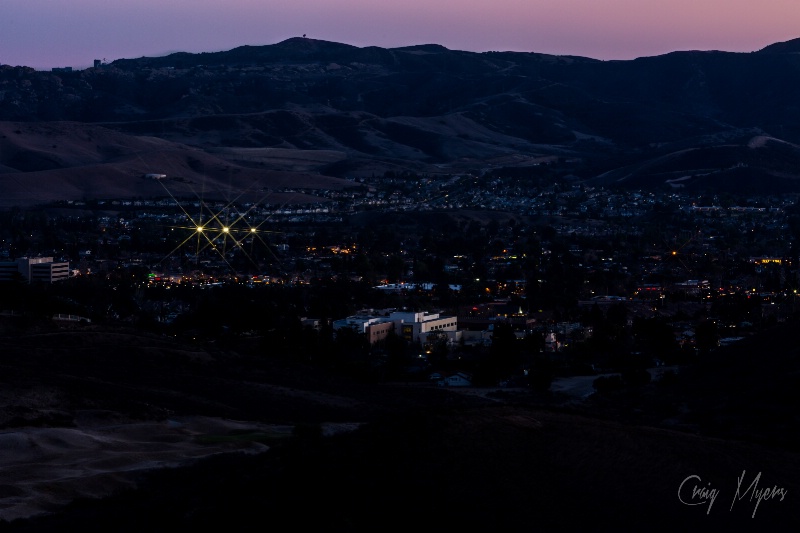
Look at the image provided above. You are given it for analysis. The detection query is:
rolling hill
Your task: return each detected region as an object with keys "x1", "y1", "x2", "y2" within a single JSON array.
[{"x1": 4, "y1": 37, "x2": 800, "y2": 204}]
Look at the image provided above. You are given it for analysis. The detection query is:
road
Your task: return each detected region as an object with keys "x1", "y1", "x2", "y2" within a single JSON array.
[
  {"x1": 551, "y1": 366, "x2": 680, "y2": 399},
  {"x1": 550, "y1": 373, "x2": 619, "y2": 399}
]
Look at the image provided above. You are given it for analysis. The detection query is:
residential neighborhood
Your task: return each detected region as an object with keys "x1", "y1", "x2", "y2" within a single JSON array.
[{"x1": 2, "y1": 172, "x2": 798, "y2": 391}]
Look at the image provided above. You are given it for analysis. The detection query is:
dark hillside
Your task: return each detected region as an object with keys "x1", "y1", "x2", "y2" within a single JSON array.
[
  {"x1": 0, "y1": 319, "x2": 799, "y2": 529},
  {"x1": 6, "y1": 37, "x2": 800, "y2": 195}
]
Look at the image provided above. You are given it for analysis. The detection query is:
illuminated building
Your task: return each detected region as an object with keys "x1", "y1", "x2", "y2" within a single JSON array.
[{"x1": 0, "y1": 257, "x2": 70, "y2": 283}]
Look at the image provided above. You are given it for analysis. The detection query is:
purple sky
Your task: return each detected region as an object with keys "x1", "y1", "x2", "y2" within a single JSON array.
[{"x1": 3, "y1": 0, "x2": 800, "y2": 70}]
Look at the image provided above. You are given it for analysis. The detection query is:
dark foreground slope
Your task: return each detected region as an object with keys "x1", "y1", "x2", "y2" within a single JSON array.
[
  {"x1": 0, "y1": 319, "x2": 798, "y2": 530},
  {"x1": 3, "y1": 406, "x2": 798, "y2": 532}
]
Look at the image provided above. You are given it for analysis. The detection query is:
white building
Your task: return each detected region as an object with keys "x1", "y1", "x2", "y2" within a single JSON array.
[
  {"x1": 332, "y1": 315, "x2": 395, "y2": 344},
  {"x1": 0, "y1": 257, "x2": 70, "y2": 283},
  {"x1": 332, "y1": 309, "x2": 459, "y2": 344},
  {"x1": 389, "y1": 311, "x2": 458, "y2": 343}
]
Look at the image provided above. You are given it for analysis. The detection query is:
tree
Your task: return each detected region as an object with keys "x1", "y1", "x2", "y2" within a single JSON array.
[
  {"x1": 489, "y1": 322, "x2": 521, "y2": 379},
  {"x1": 424, "y1": 330, "x2": 449, "y2": 368},
  {"x1": 593, "y1": 374, "x2": 624, "y2": 394},
  {"x1": 528, "y1": 352, "x2": 555, "y2": 391},
  {"x1": 386, "y1": 254, "x2": 406, "y2": 282},
  {"x1": 695, "y1": 319, "x2": 719, "y2": 355},
  {"x1": 631, "y1": 317, "x2": 679, "y2": 361}
]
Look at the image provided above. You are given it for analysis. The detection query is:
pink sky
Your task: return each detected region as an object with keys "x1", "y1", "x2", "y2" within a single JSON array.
[{"x1": 2, "y1": 0, "x2": 799, "y2": 70}]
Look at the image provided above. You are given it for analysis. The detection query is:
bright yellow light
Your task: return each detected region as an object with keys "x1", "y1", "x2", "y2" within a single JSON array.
[
  {"x1": 222, "y1": 227, "x2": 230, "y2": 233},
  {"x1": 672, "y1": 251, "x2": 677, "y2": 256},
  {"x1": 251, "y1": 228, "x2": 257, "y2": 233},
  {"x1": 196, "y1": 226, "x2": 204, "y2": 233}
]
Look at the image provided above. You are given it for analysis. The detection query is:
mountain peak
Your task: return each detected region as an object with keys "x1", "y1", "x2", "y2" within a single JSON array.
[
  {"x1": 757, "y1": 37, "x2": 800, "y2": 54},
  {"x1": 392, "y1": 44, "x2": 450, "y2": 53},
  {"x1": 273, "y1": 37, "x2": 358, "y2": 53}
]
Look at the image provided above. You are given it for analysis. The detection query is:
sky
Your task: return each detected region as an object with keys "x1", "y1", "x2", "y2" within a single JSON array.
[{"x1": 2, "y1": 0, "x2": 800, "y2": 70}]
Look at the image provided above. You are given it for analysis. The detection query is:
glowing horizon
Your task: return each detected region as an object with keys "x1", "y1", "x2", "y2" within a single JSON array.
[{"x1": 2, "y1": 0, "x2": 799, "y2": 70}]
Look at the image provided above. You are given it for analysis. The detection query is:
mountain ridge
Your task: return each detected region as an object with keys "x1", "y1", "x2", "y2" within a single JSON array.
[{"x1": 3, "y1": 36, "x2": 800, "y2": 203}]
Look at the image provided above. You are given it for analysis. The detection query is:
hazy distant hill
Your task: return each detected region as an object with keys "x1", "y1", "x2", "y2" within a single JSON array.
[
  {"x1": 0, "y1": 121, "x2": 353, "y2": 207},
  {"x1": 4, "y1": 37, "x2": 800, "y2": 202}
]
